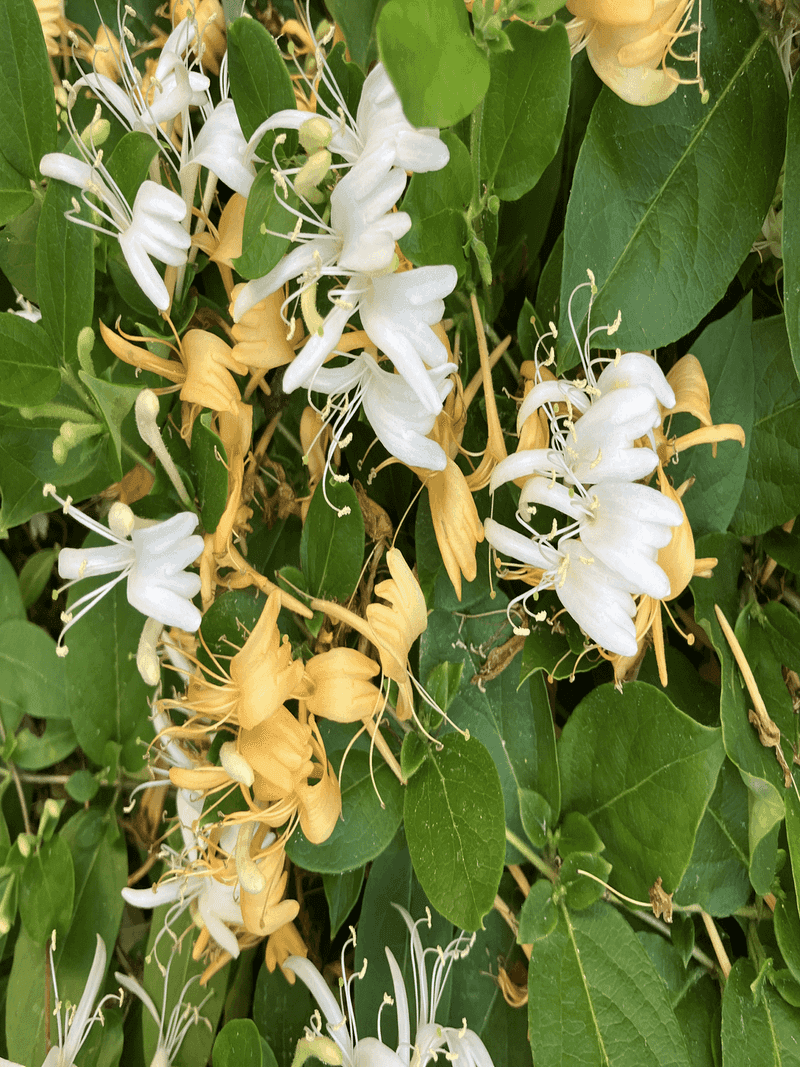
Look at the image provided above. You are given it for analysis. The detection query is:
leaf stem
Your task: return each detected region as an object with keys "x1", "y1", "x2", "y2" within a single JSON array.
[
  {"x1": 505, "y1": 827, "x2": 556, "y2": 881},
  {"x1": 0, "y1": 721, "x2": 32, "y2": 836}
]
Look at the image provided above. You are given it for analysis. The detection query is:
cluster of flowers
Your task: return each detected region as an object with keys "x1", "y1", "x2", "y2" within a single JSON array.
[
  {"x1": 565, "y1": 0, "x2": 706, "y2": 106},
  {"x1": 484, "y1": 276, "x2": 744, "y2": 678}
]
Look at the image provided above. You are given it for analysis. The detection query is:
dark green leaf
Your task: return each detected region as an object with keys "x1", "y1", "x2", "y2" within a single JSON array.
[
  {"x1": 732, "y1": 316, "x2": 800, "y2": 535},
  {"x1": 518, "y1": 879, "x2": 558, "y2": 944},
  {"x1": 377, "y1": 0, "x2": 490, "y2": 127},
  {"x1": 560, "y1": 851, "x2": 612, "y2": 911},
  {"x1": 234, "y1": 169, "x2": 296, "y2": 282},
  {"x1": 228, "y1": 18, "x2": 296, "y2": 141},
  {"x1": 328, "y1": 0, "x2": 384, "y2": 71},
  {"x1": 528, "y1": 902, "x2": 692, "y2": 1067},
  {"x1": 558, "y1": 811, "x2": 604, "y2": 858},
  {"x1": 191, "y1": 411, "x2": 229, "y2": 531},
  {"x1": 37, "y1": 178, "x2": 94, "y2": 368},
  {"x1": 405, "y1": 733, "x2": 505, "y2": 930},
  {"x1": 671, "y1": 294, "x2": 753, "y2": 536},
  {"x1": 0, "y1": 0, "x2": 57, "y2": 178},
  {"x1": 0, "y1": 313, "x2": 60, "y2": 407},
  {"x1": 19, "y1": 834, "x2": 74, "y2": 943},
  {"x1": 518, "y1": 788, "x2": 553, "y2": 849},
  {"x1": 286, "y1": 749, "x2": 403, "y2": 873},
  {"x1": 399, "y1": 131, "x2": 470, "y2": 278},
  {"x1": 13, "y1": 718, "x2": 77, "y2": 771},
  {"x1": 300, "y1": 478, "x2": 364, "y2": 600},
  {"x1": 66, "y1": 768, "x2": 100, "y2": 803},
  {"x1": 721, "y1": 959, "x2": 800, "y2": 1065},
  {"x1": 0, "y1": 619, "x2": 69, "y2": 728},
  {"x1": 558, "y1": 0, "x2": 786, "y2": 367},
  {"x1": 214, "y1": 1019, "x2": 263, "y2": 1067},
  {"x1": 0, "y1": 153, "x2": 33, "y2": 226},
  {"x1": 64, "y1": 534, "x2": 151, "y2": 771},
  {"x1": 105, "y1": 131, "x2": 160, "y2": 209},
  {"x1": 762, "y1": 527, "x2": 800, "y2": 575},
  {"x1": 559, "y1": 681, "x2": 724, "y2": 900},
  {"x1": 78, "y1": 372, "x2": 140, "y2": 481},
  {"x1": 480, "y1": 22, "x2": 570, "y2": 202},
  {"x1": 0, "y1": 550, "x2": 25, "y2": 625},
  {"x1": 253, "y1": 960, "x2": 313, "y2": 1067},
  {"x1": 322, "y1": 865, "x2": 365, "y2": 938},
  {"x1": 783, "y1": 68, "x2": 800, "y2": 385},
  {"x1": 17, "y1": 547, "x2": 57, "y2": 608}
]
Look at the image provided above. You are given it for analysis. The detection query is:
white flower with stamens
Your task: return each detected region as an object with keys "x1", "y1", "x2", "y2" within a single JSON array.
[
  {"x1": 44, "y1": 485, "x2": 202, "y2": 654},
  {"x1": 306, "y1": 353, "x2": 457, "y2": 476},
  {"x1": 39, "y1": 153, "x2": 190, "y2": 310},
  {"x1": 284, "y1": 908, "x2": 495, "y2": 1067},
  {"x1": 485, "y1": 522, "x2": 640, "y2": 656},
  {"x1": 115, "y1": 956, "x2": 212, "y2": 1067},
  {"x1": 30, "y1": 934, "x2": 121, "y2": 1067}
]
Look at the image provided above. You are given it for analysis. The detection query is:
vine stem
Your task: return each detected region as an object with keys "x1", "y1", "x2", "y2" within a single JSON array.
[
  {"x1": 0, "y1": 720, "x2": 32, "y2": 836},
  {"x1": 505, "y1": 827, "x2": 556, "y2": 881},
  {"x1": 700, "y1": 910, "x2": 731, "y2": 980}
]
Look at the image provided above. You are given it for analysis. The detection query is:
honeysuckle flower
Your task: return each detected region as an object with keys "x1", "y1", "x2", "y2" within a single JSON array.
[
  {"x1": 304, "y1": 647, "x2": 383, "y2": 723},
  {"x1": 566, "y1": 0, "x2": 702, "y2": 106},
  {"x1": 513, "y1": 477, "x2": 682, "y2": 598},
  {"x1": 422, "y1": 459, "x2": 485, "y2": 601},
  {"x1": 305, "y1": 352, "x2": 456, "y2": 479},
  {"x1": 171, "y1": 0, "x2": 226, "y2": 75},
  {"x1": 284, "y1": 907, "x2": 495, "y2": 1067},
  {"x1": 36, "y1": 0, "x2": 63, "y2": 57},
  {"x1": 229, "y1": 283, "x2": 301, "y2": 372},
  {"x1": 44, "y1": 486, "x2": 202, "y2": 654},
  {"x1": 265, "y1": 921, "x2": 308, "y2": 985},
  {"x1": 115, "y1": 959, "x2": 211, "y2": 1067},
  {"x1": 26, "y1": 934, "x2": 121, "y2": 1067},
  {"x1": 485, "y1": 522, "x2": 639, "y2": 656},
  {"x1": 180, "y1": 328, "x2": 247, "y2": 413},
  {"x1": 39, "y1": 152, "x2": 190, "y2": 310},
  {"x1": 182, "y1": 97, "x2": 255, "y2": 198}
]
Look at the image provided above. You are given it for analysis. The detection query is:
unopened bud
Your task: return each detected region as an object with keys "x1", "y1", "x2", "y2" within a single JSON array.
[
  {"x1": 294, "y1": 149, "x2": 332, "y2": 203},
  {"x1": 81, "y1": 117, "x2": 111, "y2": 148},
  {"x1": 299, "y1": 117, "x2": 333, "y2": 154},
  {"x1": 52, "y1": 436, "x2": 69, "y2": 465},
  {"x1": 108, "y1": 501, "x2": 135, "y2": 538}
]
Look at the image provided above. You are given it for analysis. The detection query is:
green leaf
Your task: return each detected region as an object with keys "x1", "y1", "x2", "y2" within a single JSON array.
[
  {"x1": 0, "y1": 619, "x2": 69, "y2": 730},
  {"x1": 671, "y1": 294, "x2": 753, "y2": 536},
  {"x1": 557, "y1": 0, "x2": 786, "y2": 368},
  {"x1": 559, "y1": 681, "x2": 725, "y2": 900},
  {"x1": 191, "y1": 411, "x2": 229, "y2": 531},
  {"x1": 63, "y1": 535, "x2": 151, "y2": 771},
  {"x1": 560, "y1": 851, "x2": 612, "y2": 911},
  {"x1": 377, "y1": 0, "x2": 490, "y2": 127},
  {"x1": 234, "y1": 169, "x2": 296, "y2": 282},
  {"x1": 399, "y1": 130, "x2": 470, "y2": 278},
  {"x1": 762, "y1": 527, "x2": 800, "y2": 575},
  {"x1": 722, "y1": 959, "x2": 800, "y2": 1065},
  {"x1": 0, "y1": 153, "x2": 33, "y2": 226},
  {"x1": 300, "y1": 478, "x2": 364, "y2": 601},
  {"x1": 322, "y1": 865, "x2": 365, "y2": 938},
  {"x1": 405, "y1": 732, "x2": 505, "y2": 930},
  {"x1": 17, "y1": 547, "x2": 57, "y2": 608},
  {"x1": 448, "y1": 883, "x2": 533, "y2": 1067},
  {"x1": 692, "y1": 532, "x2": 785, "y2": 897},
  {"x1": 0, "y1": 313, "x2": 60, "y2": 408},
  {"x1": 0, "y1": 550, "x2": 25, "y2": 625},
  {"x1": 558, "y1": 811, "x2": 605, "y2": 858},
  {"x1": 6, "y1": 807, "x2": 126, "y2": 1067},
  {"x1": 328, "y1": 0, "x2": 383, "y2": 71},
  {"x1": 253, "y1": 960, "x2": 313, "y2": 1067},
  {"x1": 732, "y1": 316, "x2": 800, "y2": 535},
  {"x1": 78, "y1": 371, "x2": 140, "y2": 481},
  {"x1": 674, "y1": 758, "x2": 750, "y2": 916},
  {"x1": 37, "y1": 178, "x2": 94, "y2": 368},
  {"x1": 66, "y1": 768, "x2": 100, "y2": 803},
  {"x1": 13, "y1": 718, "x2": 78, "y2": 771},
  {"x1": 776, "y1": 885, "x2": 800, "y2": 988},
  {"x1": 214, "y1": 1019, "x2": 264, "y2": 1067},
  {"x1": 286, "y1": 749, "x2": 403, "y2": 873},
  {"x1": 528, "y1": 901, "x2": 692, "y2": 1067},
  {"x1": 480, "y1": 22, "x2": 570, "y2": 202},
  {"x1": 518, "y1": 610, "x2": 596, "y2": 683},
  {"x1": 19, "y1": 834, "x2": 74, "y2": 944},
  {"x1": 104, "y1": 130, "x2": 161, "y2": 210},
  {"x1": 228, "y1": 17, "x2": 296, "y2": 141},
  {"x1": 0, "y1": 198, "x2": 39, "y2": 303},
  {"x1": 0, "y1": 0, "x2": 57, "y2": 178},
  {"x1": 142, "y1": 905, "x2": 227, "y2": 1067},
  {"x1": 518, "y1": 879, "x2": 558, "y2": 943},
  {"x1": 518, "y1": 788, "x2": 553, "y2": 849},
  {"x1": 784, "y1": 68, "x2": 800, "y2": 385}
]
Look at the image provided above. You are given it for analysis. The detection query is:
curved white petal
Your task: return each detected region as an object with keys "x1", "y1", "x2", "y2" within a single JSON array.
[{"x1": 484, "y1": 518, "x2": 551, "y2": 569}]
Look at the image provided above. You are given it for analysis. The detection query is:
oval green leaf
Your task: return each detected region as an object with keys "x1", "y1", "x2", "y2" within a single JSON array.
[{"x1": 0, "y1": 313, "x2": 60, "y2": 408}]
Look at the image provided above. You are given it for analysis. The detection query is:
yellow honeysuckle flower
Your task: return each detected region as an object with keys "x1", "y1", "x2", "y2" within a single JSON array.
[
  {"x1": 304, "y1": 647, "x2": 384, "y2": 723},
  {"x1": 171, "y1": 0, "x2": 226, "y2": 75},
  {"x1": 265, "y1": 921, "x2": 308, "y2": 985}
]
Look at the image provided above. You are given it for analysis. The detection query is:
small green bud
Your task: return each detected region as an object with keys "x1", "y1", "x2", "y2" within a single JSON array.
[{"x1": 488, "y1": 194, "x2": 500, "y2": 214}]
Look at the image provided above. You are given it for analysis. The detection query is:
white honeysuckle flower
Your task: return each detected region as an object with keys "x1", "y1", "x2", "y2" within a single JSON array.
[
  {"x1": 122, "y1": 806, "x2": 248, "y2": 961},
  {"x1": 281, "y1": 264, "x2": 458, "y2": 416},
  {"x1": 284, "y1": 908, "x2": 495, "y2": 1067},
  {"x1": 182, "y1": 97, "x2": 255, "y2": 197},
  {"x1": 7, "y1": 290, "x2": 42, "y2": 322},
  {"x1": 232, "y1": 164, "x2": 411, "y2": 322},
  {"x1": 306, "y1": 353, "x2": 457, "y2": 478},
  {"x1": 5, "y1": 934, "x2": 122, "y2": 1067},
  {"x1": 43, "y1": 485, "x2": 202, "y2": 654},
  {"x1": 518, "y1": 477, "x2": 682, "y2": 599},
  {"x1": 115, "y1": 954, "x2": 211, "y2": 1067},
  {"x1": 72, "y1": 14, "x2": 209, "y2": 139},
  {"x1": 39, "y1": 153, "x2": 190, "y2": 310},
  {"x1": 484, "y1": 520, "x2": 639, "y2": 656}
]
